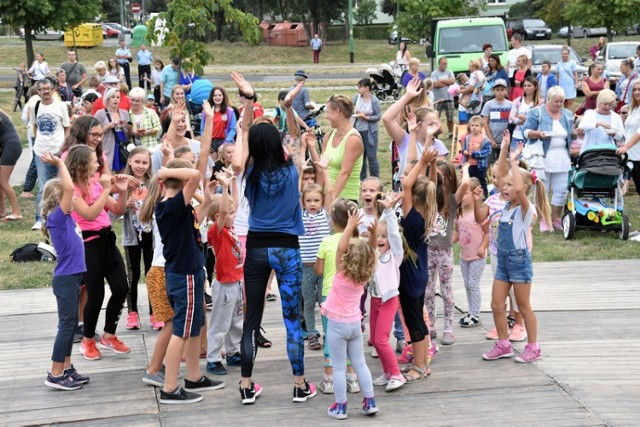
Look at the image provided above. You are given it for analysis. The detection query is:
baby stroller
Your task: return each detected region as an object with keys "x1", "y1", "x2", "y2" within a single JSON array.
[
  {"x1": 562, "y1": 145, "x2": 630, "y2": 240},
  {"x1": 187, "y1": 79, "x2": 214, "y2": 137},
  {"x1": 366, "y1": 63, "x2": 402, "y2": 101}
]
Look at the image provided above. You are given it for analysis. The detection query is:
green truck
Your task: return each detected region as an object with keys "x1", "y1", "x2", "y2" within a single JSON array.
[{"x1": 426, "y1": 16, "x2": 508, "y2": 74}]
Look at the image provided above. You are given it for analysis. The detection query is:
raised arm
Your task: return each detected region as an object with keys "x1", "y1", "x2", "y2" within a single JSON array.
[
  {"x1": 402, "y1": 146, "x2": 437, "y2": 216},
  {"x1": 495, "y1": 130, "x2": 511, "y2": 183},
  {"x1": 510, "y1": 143, "x2": 529, "y2": 218},
  {"x1": 72, "y1": 174, "x2": 113, "y2": 221},
  {"x1": 455, "y1": 163, "x2": 471, "y2": 205},
  {"x1": 215, "y1": 171, "x2": 232, "y2": 230},
  {"x1": 42, "y1": 152, "x2": 73, "y2": 214},
  {"x1": 230, "y1": 72, "x2": 254, "y2": 174},
  {"x1": 382, "y1": 77, "x2": 423, "y2": 144},
  {"x1": 378, "y1": 192, "x2": 404, "y2": 260},
  {"x1": 157, "y1": 167, "x2": 201, "y2": 205},
  {"x1": 197, "y1": 100, "x2": 214, "y2": 179},
  {"x1": 314, "y1": 156, "x2": 333, "y2": 212}
]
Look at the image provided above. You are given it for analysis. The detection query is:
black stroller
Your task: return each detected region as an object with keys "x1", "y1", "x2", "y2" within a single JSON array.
[{"x1": 365, "y1": 63, "x2": 402, "y2": 101}]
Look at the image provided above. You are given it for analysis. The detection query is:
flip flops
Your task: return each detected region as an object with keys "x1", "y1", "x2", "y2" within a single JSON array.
[{"x1": 4, "y1": 214, "x2": 23, "y2": 221}]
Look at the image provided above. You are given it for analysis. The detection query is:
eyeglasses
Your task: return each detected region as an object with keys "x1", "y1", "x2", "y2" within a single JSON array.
[
  {"x1": 37, "y1": 87, "x2": 51, "y2": 92},
  {"x1": 89, "y1": 132, "x2": 103, "y2": 138},
  {"x1": 621, "y1": 111, "x2": 629, "y2": 115}
]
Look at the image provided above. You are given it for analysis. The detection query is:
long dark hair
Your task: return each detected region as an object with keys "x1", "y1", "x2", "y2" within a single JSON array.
[
  {"x1": 490, "y1": 53, "x2": 503, "y2": 71},
  {"x1": 207, "y1": 86, "x2": 230, "y2": 112},
  {"x1": 61, "y1": 115, "x2": 105, "y2": 173},
  {"x1": 244, "y1": 121, "x2": 293, "y2": 204}
]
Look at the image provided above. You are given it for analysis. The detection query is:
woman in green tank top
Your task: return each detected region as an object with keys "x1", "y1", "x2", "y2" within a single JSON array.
[{"x1": 321, "y1": 94, "x2": 364, "y2": 201}]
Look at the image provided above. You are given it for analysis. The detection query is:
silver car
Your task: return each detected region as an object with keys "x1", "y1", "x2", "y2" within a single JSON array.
[
  {"x1": 598, "y1": 41, "x2": 640, "y2": 80},
  {"x1": 526, "y1": 44, "x2": 589, "y2": 91}
]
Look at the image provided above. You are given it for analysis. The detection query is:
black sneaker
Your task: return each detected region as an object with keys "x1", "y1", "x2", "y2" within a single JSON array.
[
  {"x1": 239, "y1": 381, "x2": 262, "y2": 404},
  {"x1": 507, "y1": 315, "x2": 516, "y2": 329},
  {"x1": 460, "y1": 315, "x2": 481, "y2": 328},
  {"x1": 225, "y1": 352, "x2": 242, "y2": 366},
  {"x1": 64, "y1": 364, "x2": 90, "y2": 384},
  {"x1": 159, "y1": 386, "x2": 203, "y2": 404},
  {"x1": 292, "y1": 379, "x2": 317, "y2": 402},
  {"x1": 204, "y1": 292, "x2": 213, "y2": 309},
  {"x1": 206, "y1": 361, "x2": 227, "y2": 375},
  {"x1": 184, "y1": 375, "x2": 225, "y2": 391},
  {"x1": 44, "y1": 372, "x2": 83, "y2": 391},
  {"x1": 73, "y1": 324, "x2": 84, "y2": 343}
]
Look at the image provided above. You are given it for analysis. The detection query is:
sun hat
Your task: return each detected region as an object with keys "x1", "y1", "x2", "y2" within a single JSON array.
[{"x1": 294, "y1": 70, "x2": 308, "y2": 79}]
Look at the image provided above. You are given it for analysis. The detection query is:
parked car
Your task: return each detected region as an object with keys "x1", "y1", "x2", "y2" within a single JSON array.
[
  {"x1": 102, "y1": 24, "x2": 121, "y2": 38},
  {"x1": 389, "y1": 25, "x2": 412, "y2": 45},
  {"x1": 526, "y1": 44, "x2": 588, "y2": 92},
  {"x1": 598, "y1": 41, "x2": 640, "y2": 80},
  {"x1": 506, "y1": 20, "x2": 518, "y2": 39},
  {"x1": 626, "y1": 24, "x2": 640, "y2": 36},
  {"x1": 19, "y1": 28, "x2": 64, "y2": 41},
  {"x1": 105, "y1": 22, "x2": 131, "y2": 35},
  {"x1": 513, "y1": 19, "x2": 552, "y2": 40},
  {"x1": 573, "y1": 27, "x2": 616, "y2": 38}
]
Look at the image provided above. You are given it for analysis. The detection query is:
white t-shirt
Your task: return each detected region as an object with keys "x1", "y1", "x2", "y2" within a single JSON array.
[
  {"x1": 151, "y1": 138, "x2": 214, "y2": 178},
  {"x1": 624, "y1": 107, "x2": 640, "y2": 161},
  {"x1": 508, "y1": 47, "x2": 531, "y2": 78},
  {"x1": 31, "y1": 101, "x2": 70, "y2": 156}
]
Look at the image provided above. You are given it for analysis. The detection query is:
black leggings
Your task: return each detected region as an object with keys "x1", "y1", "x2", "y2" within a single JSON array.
[
  {"x1": 124, "y1": 231, "x2": 153, "y2": 313},
  {"x1": 83, "y1": 230, "x2": 129, "y2": 338},
  {"x1": 630, "y1": 160, "x2": 640, "y2": 197}
]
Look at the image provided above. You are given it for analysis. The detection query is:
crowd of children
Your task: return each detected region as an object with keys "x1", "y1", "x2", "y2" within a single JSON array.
[{"x1": 38, "y1": 70, "x2": 553, "y2": 422}]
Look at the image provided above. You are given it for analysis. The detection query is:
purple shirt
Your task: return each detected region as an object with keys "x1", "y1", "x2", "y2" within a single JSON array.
[{"x1": 47, "y1": 207, "x2": 86, "y2": 276}]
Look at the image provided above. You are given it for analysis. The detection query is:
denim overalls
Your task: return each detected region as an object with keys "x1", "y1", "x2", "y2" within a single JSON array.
[{"x1": 494, "y1": 204, "x2": 533, "y2": 284}]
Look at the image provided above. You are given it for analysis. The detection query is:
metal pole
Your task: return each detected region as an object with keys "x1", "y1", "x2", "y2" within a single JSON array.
[
  {"x1": 396, "y1": 1, "x2": 400, "y2": 50},
  {"x1": 348, "y1": 0, "x2": 354, "y2": 63},
  {"x1": 120, "y1": 0, "x2": 126, "y2": 32}
]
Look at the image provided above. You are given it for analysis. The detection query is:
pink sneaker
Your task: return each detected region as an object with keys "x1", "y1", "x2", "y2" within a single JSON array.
[
  {"x1": 515, "y1": 344, "x2": 542, "y2": 363},
  {"x1": 509, "y1": 324, "x2": 527, "y2": 342},
  {"x1": 482, "y1": 342, "x2": 513, "y2": 360},
  {"x1": 397, "y1": 344, "x2": 413, "y2": 365},
  {"x1": 539, "y1": 219, "x2": 551, "y2": 233},
  {"x1": 126, "y1": 312, "x2": 140, "y2": 330},
  {"x1": 552, "y1": 218, "x2": 563, "y2": 231},
  {"x1": 150, "y1": 315, "x2": 164, "y2": 331},
  {"x1": 485, "y1": 327, "x2": 499, "y2": 340}
]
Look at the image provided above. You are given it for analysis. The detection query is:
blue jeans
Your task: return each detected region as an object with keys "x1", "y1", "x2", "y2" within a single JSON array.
[
  {"x1": 34, "y1": 155, "x2": 58, "y2": 221},
  {"x1": 359, "y1": 129, "x2": 380, "y2": 180},
  {"x1": 51, "y1": 274, "x2": 82, "y2": 362}
]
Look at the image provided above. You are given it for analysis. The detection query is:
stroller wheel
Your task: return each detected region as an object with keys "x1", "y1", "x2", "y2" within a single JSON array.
[
  {"x1": 393, "y1": 91, "x2": 401, "y2": 100},
  {"x1": 379, "y1": 92, "x2": 388, "y2": 101},
  {"x1": 620, "y1": 213, "x2": 630, "y2": 240},
  {"x1": 562, "y1": 212, "x2": 575, "y2": 240}
]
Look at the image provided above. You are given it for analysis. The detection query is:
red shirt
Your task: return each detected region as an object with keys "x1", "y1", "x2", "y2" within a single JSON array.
[
  {"x1": 211, "y1": 109, "x2": 228, "y2": 140},
  {"x1": 91, "y1": 94, "x2": 131, "y2": 115},
  {"x1": 207, "y1": 223, "x2": 244, "y2": 283}
]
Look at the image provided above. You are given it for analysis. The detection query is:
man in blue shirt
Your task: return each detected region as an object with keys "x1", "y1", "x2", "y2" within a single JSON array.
[
  {"x1": 115, "y1": 39, "x2": 133, "y2": 91},
  {"x1": 136, "y1": 44, "x2": 153, "y2": 90},
  {"x1": 310, "y1": 34, "x2": 322, "y2": 64},
  {"x1": 160, "y1": 58, "x2": 180, "y2": 107}
]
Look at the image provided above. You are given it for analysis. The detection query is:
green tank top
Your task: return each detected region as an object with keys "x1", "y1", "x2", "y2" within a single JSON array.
[{"x1": 324, "y1": 128, "x2": 363, "y2": 201}]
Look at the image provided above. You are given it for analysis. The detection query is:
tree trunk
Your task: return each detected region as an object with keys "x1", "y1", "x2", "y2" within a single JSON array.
[
  {"x1": 607, "y1": 27, "x2": 613, "y2": 43},
  {"x1": 24, "y1": 23, "x2": 34, "y2": 65},
  {"x1": 566, "y1": 24, "x2": 572, "y2": 48}
]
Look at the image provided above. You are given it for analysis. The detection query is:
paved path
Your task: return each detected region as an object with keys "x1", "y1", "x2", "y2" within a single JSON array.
[{"x1": 0, "y1": 259, "x2": 638, "y2": 426}]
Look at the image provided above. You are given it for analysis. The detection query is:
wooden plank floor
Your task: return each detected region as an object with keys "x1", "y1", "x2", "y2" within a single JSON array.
[{"x1": 0, "y1": 260, "x2": 639, "y2": 426}]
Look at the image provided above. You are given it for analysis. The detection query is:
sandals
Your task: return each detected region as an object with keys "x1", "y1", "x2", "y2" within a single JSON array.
[
  {"x1": 3, "y1": 214, "x2": 23, "y2": 221},
  {"x1": 256, "y1": 327, "x2": 272, "y2": 348},
  {"x1": 402, "y1": 364, "x2": 428, "y2": 383}
]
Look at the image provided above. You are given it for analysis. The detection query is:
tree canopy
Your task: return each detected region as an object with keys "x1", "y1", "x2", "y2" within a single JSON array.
[
  {"x1": 393, "y1": 0, "x2": 484, "y2": 41},
  {"x1": 562, "y1": 0, "x2": 640, "y2": 41},
  {"x1": 0, "y1": 0, "x2": 102, "y2": 64}
]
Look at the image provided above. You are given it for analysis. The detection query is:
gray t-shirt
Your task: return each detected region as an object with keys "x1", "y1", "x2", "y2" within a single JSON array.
[
  {"x1": 430, "y1": 69, "x2": 455, "y2": 102},
  {"x1": 428, "y1": 195, "x2": 457, "y2": 249},
  {"x1": 290, "y1": 85, "x2": 311, "y2": 120},
  {"x1": 60, "y1": 61, "x2": 87, "y2": 88},
  {"x1": 481, "y1": 99, "x2": 513, "y2": 142}
]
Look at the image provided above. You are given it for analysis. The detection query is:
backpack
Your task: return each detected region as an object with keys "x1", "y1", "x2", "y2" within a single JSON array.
[{"x1": 10, "y1": 242, "x2": 57, "y2": 262}]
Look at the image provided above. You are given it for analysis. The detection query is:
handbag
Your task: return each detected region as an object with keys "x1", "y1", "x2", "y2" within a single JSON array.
[
  {"x1": 105, "y1": 109, "x2": 131, "y2": 171},
  {"x1": 615, "y1": 73, "x2": 635, "y2": 113}
]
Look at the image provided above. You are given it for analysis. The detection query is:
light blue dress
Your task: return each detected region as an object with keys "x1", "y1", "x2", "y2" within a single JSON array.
[{"x1": 556, "y1": 60, "x2": 577, "y2": 100}]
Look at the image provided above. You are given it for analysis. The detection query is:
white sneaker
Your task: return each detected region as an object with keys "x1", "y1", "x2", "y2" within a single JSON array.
[
  {"x1": 346, "y1": 376, "x2": 360, "y2": 393},
  {"x1": 371, "y1": 347, "x2": 378, "y2": 358},
  {"x1": 31, "y1": 221, "x2": 42, "y2": 231},
  {"x1": 372, "y1": 374, "x2": 389, "y2": 386},
  {"x1": 317, "y1": 378, "x2": 334, "y2": 394},
  {"x1": 385, "y1": 375, "x2": 406, "y2": 391}
]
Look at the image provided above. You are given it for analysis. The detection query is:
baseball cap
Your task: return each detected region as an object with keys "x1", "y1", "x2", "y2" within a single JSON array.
[
  {"x1": 146, "y1": 94, "x2": 155, "y2": 101},
  {"x1": 493, "y1": 78, "x2": 508, "y2": 88},
  {"x1": 104, "y1": 75, "x2": 120, "y2": 84}
]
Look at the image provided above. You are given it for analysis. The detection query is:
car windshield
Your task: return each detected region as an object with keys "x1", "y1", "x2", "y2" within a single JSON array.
[
  {"x1": 524, "y1": 20, "x2": 546, "y2": 27},
  {"x1": 438, "y1": 25, "x2": 507, "y2": 54},
  {"x1": 608, "y1": 44, "x2": 638, "y2": 60},
  {"x1": 532, "y1": 48, "x2": 581, "y2": 65}
]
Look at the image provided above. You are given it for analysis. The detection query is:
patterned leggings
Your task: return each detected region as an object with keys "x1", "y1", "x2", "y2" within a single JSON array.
[
  {"x1": 425, "y1": 246, "x2": 455, "y2": 334},
  {"x1": 460, "y1": 259, "x2": 486, "y2": 318},
  {"x1": 241, "y1": 247, "x2": 304, "y2": 378},
  {"x1": 301, "y1": 264, "x2": 322, "y2": 337}
]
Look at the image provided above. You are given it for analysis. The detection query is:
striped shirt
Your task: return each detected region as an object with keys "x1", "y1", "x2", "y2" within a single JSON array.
[{"x1": 300, "y1": 208, "x2": 330, "y2": 263}]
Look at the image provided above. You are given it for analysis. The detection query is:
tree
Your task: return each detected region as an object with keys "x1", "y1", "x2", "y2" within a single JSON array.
[
  {"x1": 381, "y1": 0, "x2": 399, "y2": 17},
  {"x1": 508, "y1": 0, "x2": 537, "y2": 20},
  {"x1": 394, "y1": 0, "x2": 484, "y2": 41},
  {"x1": 355, "y1": 0, "x2": 378, "y2": 26},
  {"x1": 288, "y1": 0, "x2": 348, "y2": 38},
  {"x1": 563, "y1": 0, "x2": 640, "y2": 42},
  {"x1": 0, "y1": 0, "x2": 102, "y2": 65},
  {"x1": 147, "y1": 0, "x2": 261, "y2": 75},
  {"x1": 534, "y1": 0, "x2": 572, "y2": 45}
]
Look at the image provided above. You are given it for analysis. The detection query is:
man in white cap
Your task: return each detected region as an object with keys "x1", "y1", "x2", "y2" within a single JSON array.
[
  {"x1": 91, "y1": 75, "x2": 131, "y2": 114},
  {"x1": 290, "y1": 70, "x2": 315, "y2": 123}
]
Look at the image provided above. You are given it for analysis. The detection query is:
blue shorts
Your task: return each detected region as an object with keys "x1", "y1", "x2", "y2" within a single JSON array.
[
  {"x1": 166, "y1": 269, "x2": 205, "y2": 338},
  {"x1": 458, "y1": 111, "x2": 469, "y2": 124},
  {"x1": 495, "y1": 249, "x2": 533, "y2": 284}
]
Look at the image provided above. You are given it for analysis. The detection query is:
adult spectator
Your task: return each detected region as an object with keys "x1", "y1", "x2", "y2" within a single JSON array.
[
  {"x1": 199, "y1": 86, "x2": 237, "y2": 160},
  {"x1": 509, "y1": 54, "x2": 531, "y2": 101},
  {"x1": 94, "y1": 61, "x2": 108, "y2": 83},
  {"x1": 92, "y1": 76, "x2": 131, "y2": 114},
  {"x1": 480, "y1": 43, "x2": 492, "y2": 73},
  {"x1": 95, "y1": 87, "x2": 131, "y2": 171},
  {"x1": 578, "y1": 89, "x2": 624, "y2": 153},
  {"x1": 481, "y1": 78, "x2": 512, "y2": 163},
  {"x1": 522, "y1": 86, "x2": 574, "y2": 231},
  {"x1": 483, "y1": 54, "x2": 509, "y2": 102},
  {"x1": 179, "y1": 65, "x2": 200, "y2": 96},
  {"x1": 591, "y1": 37, "x2": 606, "y2": 62},
  {"x1": 353, "y1": 78, "x2": 381, "y2": 179},
  {"x1": 556, "y1": 46, "x2": 579, "y2": 109},
  {"x1": 431, "y1": 57, "x2": 456, "y2": 139},
  {"x1": 136, "y1": 44, "x2": 153, "y2": 90},
  {"x1": 30, "y1": 79, "x2": 70, "y2": 230},
  {"x1": 160, "y1": 58, "x2": 181, "y2": 108},
  {"x1": 401, "y1": 58, "x2": 426, "y2": 87},
  {"x1": 107, "y1": 57, "x2": 125, "y2": 82},
  {"x1": 56, "y1": 70, "x2": 74, "y2": 103},
  {"x1": 322, "y1": 94, "x2": 364, "y2": 201},
  {"x1": 615, "y1": 58, "x2": 638, "y2": 108},
  {"x1": 506, "y1": 34, "x2": 531, "y2": 79},
  {"x1": 310, "y1": 34, "x2": 323, "y2": 64},
  {"x1": 115, "y1": 39, "x2": 133, "y2": 91},
  {"x1": 129, "y1": 87, "x2": 161, "y2": 148},
  {"x1": 618, "y1": 80, "x2": 640, "y2": 198},
  {"x1": 396, "y1": 42, "x2": 411, "y2": 73},
  {"x1": 27, "y1": 52, "x2": 51, "y2": 84},
  {"x1": 0, "y1": 109, "x2": 23, "y2": 220},
  {"x1": 150, "y1": 59, "x2": 164, "y2": 105},
  {"x1": 582, "y1": 62, "x2": 609, "y2": 111},
  {"x1": 60, "y1": 50, "x2": 87, "y2": 98},
  {"x1": 460, "y1": 59, "x2": 487, "y2": 116},
  {"x1": 290, "y1": 70, "x2": 314, "y2": 124}
]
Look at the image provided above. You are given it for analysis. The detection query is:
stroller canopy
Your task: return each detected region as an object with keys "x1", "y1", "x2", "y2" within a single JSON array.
[{"x1": 576, "y1": 146, "x2": 628, "y2": 176}]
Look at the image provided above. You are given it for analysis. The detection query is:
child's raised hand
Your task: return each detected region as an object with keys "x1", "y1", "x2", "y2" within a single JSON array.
[
  {"x1": 425, "y1": 121, "x2": 440, "y2": 137},
  {"x1": 407, "y1": 112, "x2": 420, "y2": 133},
  {"x1": 421, "y1": 146, "x2": 438, "y2": 164},
  {"x1": 125, "y1": 175, "x2": 141, "y2": 191},
  {"x1": 378, "y1": 191, "x2": 403, "y2": 210},
  {"x1": 510, "y1": 142, "x2": 524, "y2": 162},
  {"x1": 99, "y1": 173, "x2": 112, "y2": 192},
  {"x1": 303, "y1": 131, "x2": 317, "y2": 149},
  {"x1": 40, "y1": 151, "x2": 61, "y2": 165},
  {"x1": 215, "y1": 170, "x2": 230, "y2": 187},
  {"x1": 230, "y1": 72, "x2": 255, "y2": 100},
  {"x1": 405, "y1": 77, "x2": 423, "y2": 99},
  {"x1": 221, "y1": 166, "x2": 235, "y2": 180},
  {"x1": 501, "y1": 129, "x2": 511, "y2": 151},
  {"x1": 314, "y1": 157, "x2": 331, "y2": 170},
  {"x1": 346, "y1": 208, "x2": 363, "y2": 230},
  {"x1": 367, "y1": 217, "x2": 378, "y2": 235},
  {"x1": 204, "y1": 180, "x2": 217, "y2": 202},
  {"x1": 202, "y1": 98, "x2": 214, "y2": 118},
  {"x1": 472, "y1": 185, "x2": 484, "y2": 202},
  {"x1": 160, "y1": 138, "x2": 173, "y2": 156},
  {"x1": 171, "y1": 101, "x2": 186, "y2": 123}
]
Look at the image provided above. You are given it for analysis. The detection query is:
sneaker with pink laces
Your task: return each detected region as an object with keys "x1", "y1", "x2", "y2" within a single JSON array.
[
  {"x1": 98, "y1": 335, "x2": 131, "y2": 354},
  {"x1": 396, "y1": 344, "x2": 413, "y2": 365},
  {"x1": 485, "y1": 327, "x2": 499, "y2": 340},
  {"x1": 515, "y1": 344, "x2": 542, "y2": 363},
  {"x1": 482, "y1": 342, "x2": 513, "y2": 360},
  {"x1": 80, "y1": 338, "x2": 102, "y2": 360},
  {"x1": 126, "y1": 312, "x2": 140, "y2": 330},
  {"x1": 509, "y1": 324, "x2": 527, "y2": 342},
  {"x1": 150, "y1": 315, "x2": 164, "y2": 331}
]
